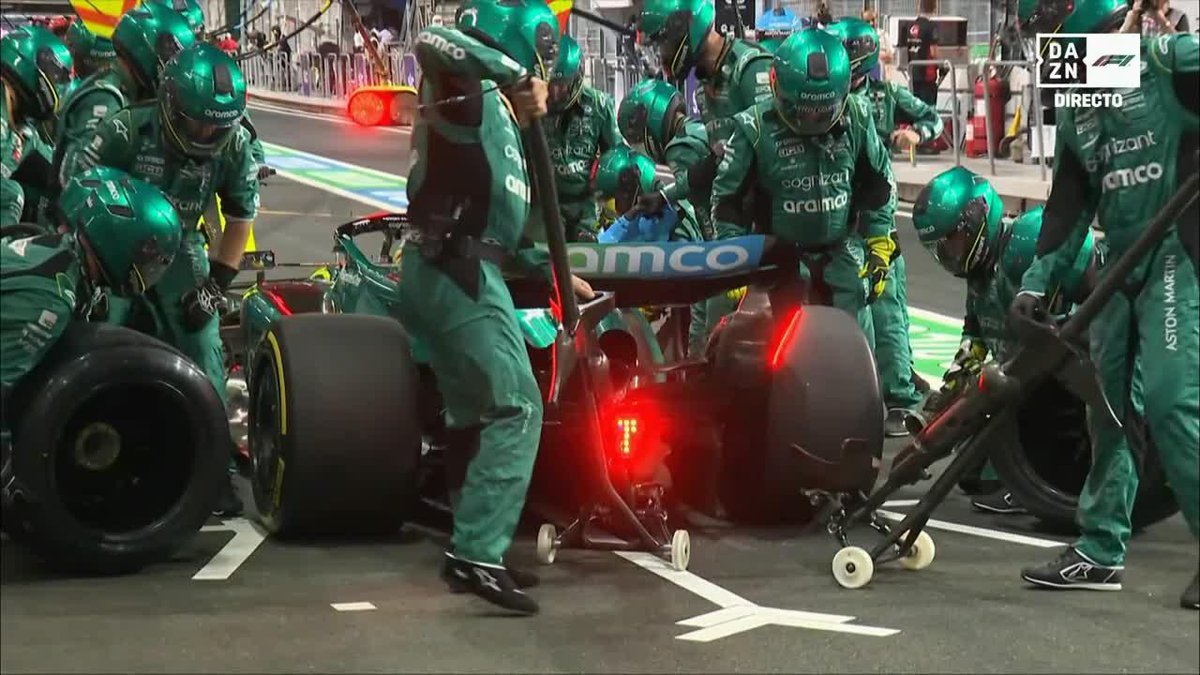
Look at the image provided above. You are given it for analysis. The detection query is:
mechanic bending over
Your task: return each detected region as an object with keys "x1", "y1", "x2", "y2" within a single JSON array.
[
  {"x1": 913, "y1": 167, "x2": 1102, "y2": 515},
  {"x1": 1, "y1": 26, "x2": 72, "y2": 228},
  {"x1": 594, "y1": 146, "x2": 703, "y2": 243},
  {"x1": 1008, "y1": 0, "x2": 1198, "y2": 609},
  {"x1": 616, "y1": 78, "x2": 728, "y2": 355},
  {"x1": 55, "y1": 2, "x2": 196, "y2": 202},
  {"x1": 638, "y1": 0, "x2": 774, "y2": 351},
  {"x1": 525, "y1": 33, "x2": 625, "y2": 243},
  {"x1": 61, "y1": 43, "x2": 260, "y2": 518},
  {"x1": 1, "y1": 168, "x2": 183, "y2": 447},
  {"x1": 399, "y1": 0, "x2": 593, "y2": 616},
  {"x1": 711, "y1": 28, "x2": 896, "y2": 348},
  {"x1": 830, "y1": 17, "x2": 941, "y2": 435}
]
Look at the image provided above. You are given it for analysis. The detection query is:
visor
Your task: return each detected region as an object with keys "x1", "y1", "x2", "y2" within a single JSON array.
[
  {"x1": 164, "y1": 92, "x2": 239, "y2": 157},
  {"x1": 548, "y1": 72, "x2": 582, "y2": 110},
  {"x1": 776, "y1": 98, "x2": 843, "y2": 135},
  {"x1": 646, "y1": 12, "x2": 692, "y2": 79},
  {"x1": 533, "y1": 23, "x2": 559, "y2": 80},
  {"x1": 36, "y1": 47, "x2": 72, "y2": 114},
  {"x1": 930, "y1": 195, "x2": 990, "y2": 278},
  {"x1": 619, "y1": 104, "x2": 650, "y2": 145},
  {"x1": 841, "y1": 34, "x2": 878, "y2": 72}
]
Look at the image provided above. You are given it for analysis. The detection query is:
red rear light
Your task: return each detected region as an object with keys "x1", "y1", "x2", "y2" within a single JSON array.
[
  {"x1": 614, "y1": 416, "x2": 641, "y2": 457},
  {"x1": 605, "y1": 400, "x2": 661, "y2": 462},
  {"x1": 262, "y1": 288, "x2": 293, "y2": 316},
  {"x1": 769, "y1": 308, "x2": 802, "y2": 370}
]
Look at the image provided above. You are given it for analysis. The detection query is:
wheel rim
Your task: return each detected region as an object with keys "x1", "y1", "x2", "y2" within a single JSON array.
[
  {"x1": 250, "y1": 367, "x2": 284, "y2": 515},
  {"x1": 51, "y1": 384, "x2": 197, "y2": 535}
]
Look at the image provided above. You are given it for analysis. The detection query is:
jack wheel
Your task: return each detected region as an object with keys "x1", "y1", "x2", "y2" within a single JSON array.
[
  {"x1": 536, "y1": 523, "x2": 557, "y2": 565},
  {"x1": 897, "y1": 530, "x2": 935, "y2": 571},
  {"x1": 832, "y1": 546, "x2": 874, "y2": 589},
  {"x1": 670, "y1": 529, "x2": 690, "y2": 571}
]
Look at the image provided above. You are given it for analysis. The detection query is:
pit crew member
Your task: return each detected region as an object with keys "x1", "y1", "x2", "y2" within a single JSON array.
[
  {"x1": 61, "y1": 43, "x2": 260, "y2": 518},
  {"x1": 1010, "y1": 0, "x2": 1198, "y2": 608},
  {"x1": 2, "y1": 167, "x2": 182, "y2": 429},
  {"x1": 1, "y1": 26, "x2": 72, "y2": 228},
  {"x1": 399, "y1": 0, "x2": 593, "y2": 616},
  {"x1": 831, "y1": 16, "x2": 942, "y2": 434},
  {"x1": 594, "y1": 145, "x2": 702, "y2": 243},
  {"x1": 528, "y1": 34, "x2": 624, "y2": 243},
  {"x1": 913, "y1": 166, "x2": 1100, "y2": 514},
  {"x1": 711, "y1": 28, "x2": 895, "y2": 346},
  {"x1": 64, "y1": 20, "x2": 116, "y2": 80}
]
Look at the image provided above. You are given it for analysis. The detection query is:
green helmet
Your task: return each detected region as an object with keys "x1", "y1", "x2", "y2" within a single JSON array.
[
  {"x1": 62, "y1": 167, "x2": 183, "y2": 297},
  {"x1": 617, "y1": 78, "x2": 687, "y2": 159},
  {"x1": 0, "y1": 25, "x2": 73, "y2": 121},
  {"x1": 149, "y1": 0, "x2": 207, "y2": 39},
  {"x1": 1017, "y1": 0, "x2": 1073, "y2": 36},
  {"x1": 65, "y1": 21, "x2": 116, "y2": 78},
  {"x1": 1062, "y1": 0, "x2": 1129, "y2": 34},
  {"x1": 457, "y1": 0, "x2": 560, "y2": 80},
  {"x1": 549, "y1": 34, "x2": 583, "y2": 112},
  {"x1": 593, "y1": 146, "x2": 658, "y2": 215},
  {"x1": 913, "y1": 167, "x2": 1005, "y2": 279},
  {"x1": 159, "y1": 43, "x2": 246, "y2": 159},
  {"x1": 638, "y1": 0, "x2": 715, "y2": 81},
  {"x1": 999, "y1": 207, "x2": 1044, "y2": 287},
  {"x1": 113, "y1": 1, "x2": 197, "y2": 94},
  {"x1": 770, "y1": 28, "x2": 851, "y2": 135},
  {"x1": 826, "y1": 18, "x2": 878, "y2": 85}
]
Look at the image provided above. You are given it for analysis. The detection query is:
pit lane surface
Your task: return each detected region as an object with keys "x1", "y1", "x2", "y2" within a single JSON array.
[{"x1": 2, "y1": 105, "x2": 1197, "y2": 674}]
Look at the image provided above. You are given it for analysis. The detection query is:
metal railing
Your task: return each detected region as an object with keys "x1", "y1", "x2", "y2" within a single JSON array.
[
  {"x1": 906, "y1": 59, "x2": 962, "y2": 168},
  {"x1": 242, "y1": 49, "x2": 418, "y2": 100},
  {"x1": 977, "y1": 59, "x2": 1048, "y2": 182}
]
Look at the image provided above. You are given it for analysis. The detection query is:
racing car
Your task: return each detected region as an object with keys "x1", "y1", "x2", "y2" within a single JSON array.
[{"x1": 219, "y1": 211, "x2": 887, "y2": 570}]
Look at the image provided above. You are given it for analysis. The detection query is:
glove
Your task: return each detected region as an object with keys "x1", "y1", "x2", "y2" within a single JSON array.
[
  {"x1": 257, "y1": 164, "x2": 276, "y2": 181},
  {"x1": 860, "y1": 235, "x2": 896, "y2": 303},
  {"x1": 181, "y1": 261, "x2": 238, "y2": 333},
  {"x1": 624, "y1": 190, "x2": 667, "y2": 219},
  {"x1": 725, "y1": 286, "x2": 747, "y2": 303},
  {"x1": 942, "y1": 338, "x2": 988, "y2": 389},
  {"x1": 1009, "y1": 291, "x2": 1048, "y2": 329}
]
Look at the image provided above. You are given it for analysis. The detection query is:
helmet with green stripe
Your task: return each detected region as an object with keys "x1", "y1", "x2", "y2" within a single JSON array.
[
  {"x1": 913, "y1": 166, "x2": 1005, "y2": 279},
  {"x1": 457, "y1": 0, "x2": 561, "y2": 80},
  {"x1": 826, "y1": 17, "x2": 878, "y2": 89},
  {"x1": 638, "y1": 0, "x2": 715, "y2": 81},
  {"x1": 593, "y1": 146, "x2": 658, "y2": 215},
  {"x1": 770, "y1": 28, "x2": 851, "y2": 135},
  {"x1": 62, "y1": 166, "x2": 183, "y2": 297},
  {"x1": 549, "y1": 34, "x2": 583, "y2": 112},
  {"x1": 0, "y1": 25, "x2": 73, "y2": 121},
  {"x1": 617, "y1": 78, "x2": 687, "y2": 159},
  {"x1": 113, "y1": 0, "x2": 197, "y2": 94},
  {"x1": 159, "y1": 43, "x2": 246, "y2": 158},
  {"x1": 149, "y1": 0, "x2": 207, "y2": 39},
  {"x1": 65, "y1": 21, "x2": 116, "y2": 78}
]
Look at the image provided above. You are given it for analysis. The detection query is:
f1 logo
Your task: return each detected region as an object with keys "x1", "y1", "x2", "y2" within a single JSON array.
[{"x1": 1092, "y1": 54, "x2": 1135, "y2": 67}]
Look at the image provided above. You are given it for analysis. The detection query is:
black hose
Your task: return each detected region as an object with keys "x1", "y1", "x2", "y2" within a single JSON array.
[{"x1": 524, "y1": 117, "x2": 580, "y2": 334}]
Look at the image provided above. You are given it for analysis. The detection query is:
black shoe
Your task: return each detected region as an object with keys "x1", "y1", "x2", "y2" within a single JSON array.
[
  {"x1": 1182, "y1": 570, "x2": 1199, "y2": 610},
  {"x1": 1022, "y1": 547, "x2": 1123, "y2": 591},
  {"x1": 885, "y1": 408, "x2": 911, "y2": 438},
  {"x1": 440, "y1": 553, "x2": 539, "y2": 615},
  {"x1": 971, "y1": 491, "x2": 1026, "y2": 515},
  {"x1": 444, "y1": 560, "x2": 540, "y2": 592},
  {"x1": 212, "y1": 473, "x2": 244, "y2": 518}
]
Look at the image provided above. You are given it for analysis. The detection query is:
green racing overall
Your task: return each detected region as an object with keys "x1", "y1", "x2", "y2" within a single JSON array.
[
  {"x1": 1020, "y1": 33, "x2": 1199, "y2": 567},
  {"x1": 398, "y1": 25, "x2": 551, "y2": 566}
]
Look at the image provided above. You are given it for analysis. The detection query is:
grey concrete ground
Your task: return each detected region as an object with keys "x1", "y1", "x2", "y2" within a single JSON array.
[{"x1": 2, "y1": 105, "x2": 1196, "y2": 675}]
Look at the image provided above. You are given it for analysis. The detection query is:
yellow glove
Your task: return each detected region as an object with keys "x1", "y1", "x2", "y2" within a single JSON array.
[
  {"x1": 725, "y1": 286, "x2": 747, "y2": 302},
  {"x1": 860, "y1": 235, "x2": 897, "y2": 303},
  {"x1": 942, "y1": 338, "x2": 988, "y2": 391}
]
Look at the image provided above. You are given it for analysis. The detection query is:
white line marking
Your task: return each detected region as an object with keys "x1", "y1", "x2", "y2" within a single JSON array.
[
  {"x1": 194, "y1": 518, "x2": 268, "y2": 580},
  {"x1": 331, "y1": 602, "x2": 377, "y2": 611},
  {"x1": 616, "y1": 551, "x2": 898, "y2": 641},
  {"x1": 272, "y1": 166, "x2": 399, "y2": 212},
  {"x1": 882, "y1": 499, "x2": 921, "y2": 508},
  {"x1": 876, "y1": 510, "x2": 1066, "y2": 548}
]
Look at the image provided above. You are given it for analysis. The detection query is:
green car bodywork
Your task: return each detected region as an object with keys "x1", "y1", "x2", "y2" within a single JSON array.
[{"x1": 226, "y1": 215, "x2": 665, "y2": 387}]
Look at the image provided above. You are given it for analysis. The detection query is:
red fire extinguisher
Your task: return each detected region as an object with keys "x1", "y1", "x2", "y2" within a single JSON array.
[{"x1": 967, "y1": 75, "x2": 1009, "y2": 157}]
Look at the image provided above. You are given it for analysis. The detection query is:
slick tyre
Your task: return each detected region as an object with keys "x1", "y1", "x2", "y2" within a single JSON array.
[
  {"x1": 5, "y1": 322, "x2": 229, "y2": 574},
  {"x1": 248, "y1": 314, "x2": 421, "y2": 538},
  {"x1": 989, "y1": 379, "x2": 1179, "y2": 533},
  {"x1": 720, "y1": 306, "x2": 884, "y2": 523}
]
